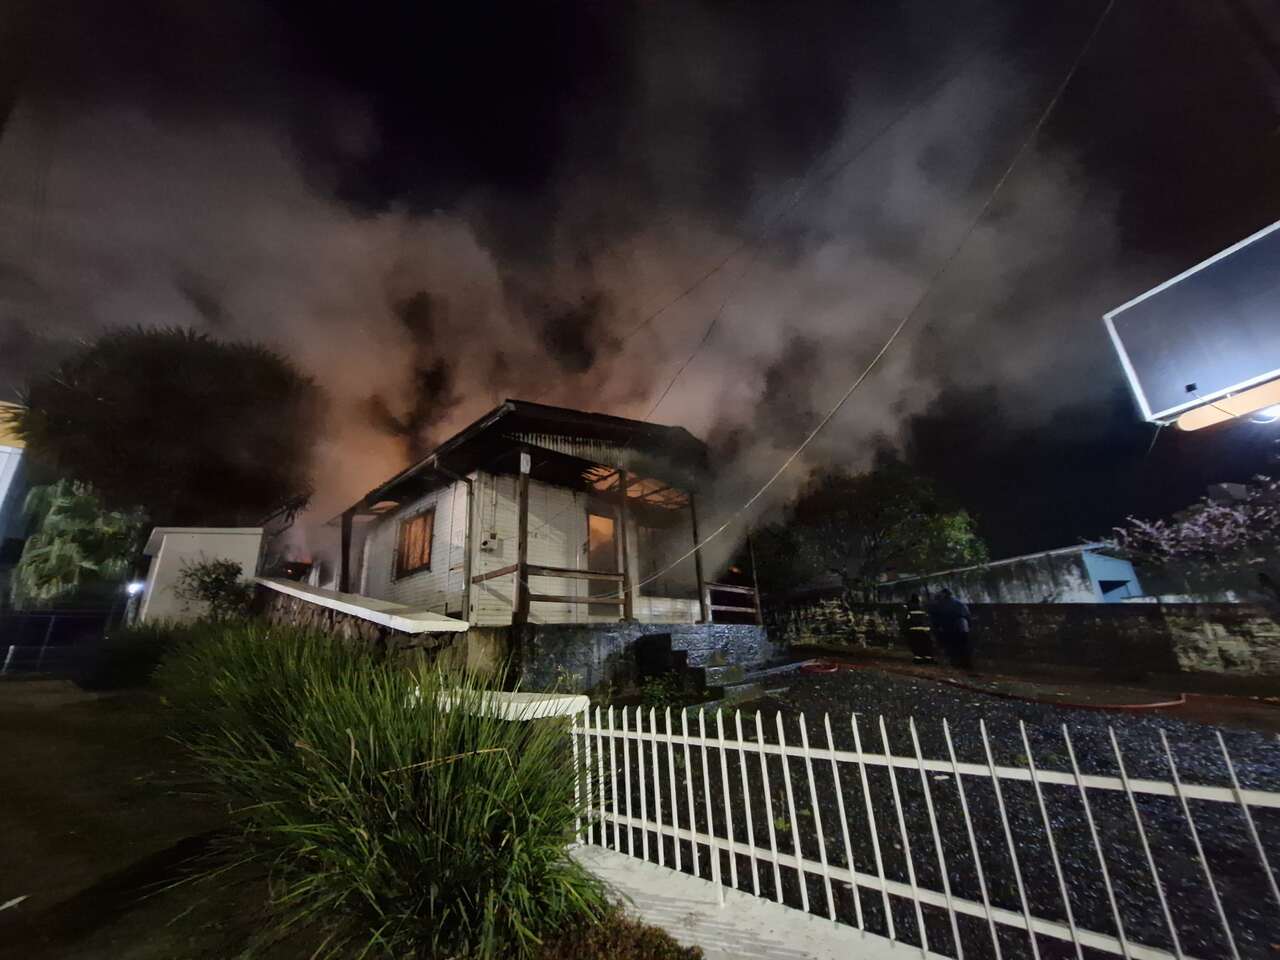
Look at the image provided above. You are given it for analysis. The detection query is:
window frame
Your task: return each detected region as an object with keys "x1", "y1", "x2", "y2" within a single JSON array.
[{"x1": 394, "y1": 506, "x2": 436, "y2": 580}]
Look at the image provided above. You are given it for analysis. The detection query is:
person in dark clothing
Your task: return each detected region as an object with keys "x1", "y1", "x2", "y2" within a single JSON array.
[
  {"x1": 902, "y1": 593, "x2": 934, "y2": 664},
  {"x1": 930, "y1": 588, "x2": 973, "y2": 670}
]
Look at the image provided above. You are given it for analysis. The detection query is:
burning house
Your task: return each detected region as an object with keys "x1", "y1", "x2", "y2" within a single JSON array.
[{"x1": 257, "y1": 400, "x2": 774, "y2": 692}]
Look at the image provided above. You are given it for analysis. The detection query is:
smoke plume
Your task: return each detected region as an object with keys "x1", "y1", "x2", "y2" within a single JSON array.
[{"x1": 2, "y1": 0, "x2": 1277, "y2": 564}]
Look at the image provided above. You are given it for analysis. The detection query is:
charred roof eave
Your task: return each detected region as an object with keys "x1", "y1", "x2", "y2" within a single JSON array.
[{"x1": 338, "y1": 399, "x2": 709, "y2": 519}]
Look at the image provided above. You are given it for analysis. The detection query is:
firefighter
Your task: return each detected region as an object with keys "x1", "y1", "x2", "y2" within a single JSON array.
[
  {"x1": 903, "y1": 592, "x2": 935, "y2": 664},
  {"x1": 931, "y1": 588, "x2": 974, "y2": 670}
]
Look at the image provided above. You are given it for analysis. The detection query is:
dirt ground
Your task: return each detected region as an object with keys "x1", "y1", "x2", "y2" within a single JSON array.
[
  {"x1": 0, "y1": 677, "x2": 698, "y2": 960},
  {"x1": 0, "y1": 679, "x2": 289, "y2": 960}
]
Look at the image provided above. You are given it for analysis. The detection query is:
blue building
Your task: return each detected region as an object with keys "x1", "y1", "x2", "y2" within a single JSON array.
[{"x1": 879, "y1": 544, "x2": 1144, "y2": 605}]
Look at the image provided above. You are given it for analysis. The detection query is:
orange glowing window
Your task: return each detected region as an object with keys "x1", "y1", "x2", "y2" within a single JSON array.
[{"x1": 395, "y1": 508, "x2": 435, "y2": 579}]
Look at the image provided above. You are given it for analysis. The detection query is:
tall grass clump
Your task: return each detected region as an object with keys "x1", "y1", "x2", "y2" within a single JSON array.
[{"x1": 157, "y1": 621, "x2": 606, "y2": 958}]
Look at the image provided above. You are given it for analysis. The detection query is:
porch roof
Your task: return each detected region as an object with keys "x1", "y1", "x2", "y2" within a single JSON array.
[{"x1": 340, "y1": 399, "x2": 708, "y2": 520}]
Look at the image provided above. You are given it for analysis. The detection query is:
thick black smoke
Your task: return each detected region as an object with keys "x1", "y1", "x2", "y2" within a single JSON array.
[{"x1": 1, "y1": 0, "x2": 1278, "y2": 560}]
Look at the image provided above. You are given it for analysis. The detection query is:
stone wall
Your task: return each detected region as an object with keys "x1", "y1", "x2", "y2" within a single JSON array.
[
  {"x1": 518, "y1": 621, "x2": 777, "y2": 694},
  {"x1": 254, "y1": 586, "x2": 462, "y2": 661},
  {"x1": 253, "y1": 586, "x2": 774, "y2": 691},
  {"x1": 767, "y1": 591, "x2": 1280, "y2": 677}
]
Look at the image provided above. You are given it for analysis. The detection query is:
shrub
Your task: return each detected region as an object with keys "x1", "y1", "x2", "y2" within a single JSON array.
[
  {"x1": 174, "y1": 557, "x2": 254, "y2": 620},
  {"x1": 639, "y1": 674, "x2": 686, "y2": 708},
  {"x1": 535, "y1": 907, "x2": 703, "y2": 959},
  {"x1": 156, "y1": 621, "x2": 606, "y2": 958},
  {"x1": 78, "y1": 622, "x2": 179, "y2": 690}
]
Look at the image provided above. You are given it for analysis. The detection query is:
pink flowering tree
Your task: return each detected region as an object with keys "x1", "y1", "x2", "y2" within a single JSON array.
[{"x1": 1112, "y1": 476, "x2": 1280, "y2": 606}]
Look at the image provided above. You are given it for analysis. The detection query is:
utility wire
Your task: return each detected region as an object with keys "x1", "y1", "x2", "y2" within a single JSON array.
[
  {"x1": 642, "y1": 37, "x2": 1000, "y2": 420},
  {"x1": 527, "y1": 22, "x2": 1007, "y2": 415},
  {"x1": 471, "y1": 0, "x2": 1112, "y2": 604},
  {"x1": 1142, "y1": 422, "x2": 1165, "y2": 459},
  {"x1": 617, "y1": 35, "x2": 1002, "y2": 351},
  {"x1": 519, "y1": 35, "x2": 1008, "y2": 544},
  {"x1": 644, "y1": 248, "x2": 762, "y2": 421},
  {"x1": 630, "y1": 0, "x2": 1119, "y2": 594}
]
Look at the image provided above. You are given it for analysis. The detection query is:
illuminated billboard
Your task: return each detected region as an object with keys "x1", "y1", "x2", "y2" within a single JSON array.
[{"x1": 1103, "y1": 220, "x2": 1280, "y2": 430}]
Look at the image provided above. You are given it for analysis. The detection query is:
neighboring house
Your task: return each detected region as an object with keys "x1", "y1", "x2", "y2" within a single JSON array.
[
  {"x1": 0, "y1": 402, "x2": 29, "y2": 606},
  {"x1": 338, "y1": 399, "x2": 715, "y2": 626},
  {"x1": 878, "y1": 544, "x2": 1144, "y2": 604}
]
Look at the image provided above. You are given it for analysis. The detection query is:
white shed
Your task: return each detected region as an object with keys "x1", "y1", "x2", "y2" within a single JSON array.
[{"x1": 138, "y1": 527, "x2": 264, "y2": 623}]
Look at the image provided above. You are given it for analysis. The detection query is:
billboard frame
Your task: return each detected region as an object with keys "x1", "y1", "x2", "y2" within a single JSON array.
[{"x1": 1103, "y1": 218, "x2": 1280, "y2": 424}]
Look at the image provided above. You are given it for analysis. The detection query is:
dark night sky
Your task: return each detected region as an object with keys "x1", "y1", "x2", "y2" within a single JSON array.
[{"x1": 1, "y1": 0, "x2": 1278, "y2": 558}]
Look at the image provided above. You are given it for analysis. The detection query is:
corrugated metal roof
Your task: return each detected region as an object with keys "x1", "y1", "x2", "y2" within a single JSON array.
[{"x1": 352, "y1": 399, "x2": 708, "y2": 513}]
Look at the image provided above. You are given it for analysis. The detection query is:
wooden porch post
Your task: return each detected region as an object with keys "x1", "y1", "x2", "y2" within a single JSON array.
[
  {"x1": 512, "y1": 450, "x2": 531, "y2": 629},
  {"x1": 617, "y1": 469, "x2": 635, "y2": 621},
  {"x1": 690, "y1": 492, "x2": 709, "y2": 623},
  {"x1": 338, "y1": 507, "x2": 355, "y2": 593}
]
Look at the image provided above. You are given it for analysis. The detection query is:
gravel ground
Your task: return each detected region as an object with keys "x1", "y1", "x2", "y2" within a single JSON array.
[{"x1": 584, "y1": 668, "x2": 1280, "y2": 960}]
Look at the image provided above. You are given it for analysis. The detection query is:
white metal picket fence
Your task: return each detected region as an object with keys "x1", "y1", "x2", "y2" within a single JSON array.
[{"x1": 569, "y1": 706, "x2": 1280, "y2": 960}]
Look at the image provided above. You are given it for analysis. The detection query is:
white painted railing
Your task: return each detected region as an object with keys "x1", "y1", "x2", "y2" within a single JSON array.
[{"x1": 570, "y1": 706, "x2": 1280, "y2": 960}]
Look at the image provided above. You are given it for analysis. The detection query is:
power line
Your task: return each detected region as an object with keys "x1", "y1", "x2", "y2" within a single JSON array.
[
  {"x1": 641, "y1": 37, "x2": 998, "y2": 421},
  {"x1": 524, "y1": 35, "x2": 1008, "y2": 540},
  {"x1": 617, "y1": 33, "x2": 1003, "y2": 352},
  {"x1": 630, "y1": 0, "x2": 1119, "y2": 594},
  {"x1": 644, "y1": 248, "x2": 761, "y2": 421},
  {"x1": 469, "y1": 0, "x2": 1115, "y2": 604},
  {"x1": 527, "y1": 22, "x2": 1007, "y2": 414}
]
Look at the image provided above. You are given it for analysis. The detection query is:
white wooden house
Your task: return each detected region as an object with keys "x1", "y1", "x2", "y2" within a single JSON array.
[{"x1": 335, "y1": 400, "x2": 759, "y2": 629}]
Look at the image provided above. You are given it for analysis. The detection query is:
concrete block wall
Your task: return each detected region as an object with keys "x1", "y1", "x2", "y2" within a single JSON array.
[{"x1": 768, "y1": 592, "x2": 1280, "y2": 678}]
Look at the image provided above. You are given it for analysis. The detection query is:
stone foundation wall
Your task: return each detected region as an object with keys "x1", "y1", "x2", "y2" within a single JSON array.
[
  {"x1": 253, "y1": 586, "x2": 774, "y2": 690},
  {"x1": 767, "y1": 592, "x2": 1280, "y2": 677},
  {"x1": 253, "y1": 586, "x2": 461, "y2": 661},
  {"x1": 519, "y1": 621, "x2": 777, "y2": 693}
]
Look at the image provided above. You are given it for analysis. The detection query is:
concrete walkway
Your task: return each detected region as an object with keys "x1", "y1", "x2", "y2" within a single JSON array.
[{"x1": 572, "y1": 845, "x2": 942, "y2": 960}]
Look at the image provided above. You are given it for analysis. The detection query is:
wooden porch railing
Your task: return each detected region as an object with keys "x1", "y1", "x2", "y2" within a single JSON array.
[
  {"x1": 471, "y1": 563, "x2": 627, "y2": 608},
  {"x1": 703, "y1": 581, "x2": 763, "y2": 625},
  {"x1": 471, "y1": 571, "x2": 759, "y2": 622}
]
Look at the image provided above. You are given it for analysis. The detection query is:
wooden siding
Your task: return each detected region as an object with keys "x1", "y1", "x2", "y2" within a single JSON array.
[
  {"x1": 470, "y1": 471, "x2": 598, "y2": 626},
  {"x1": 360, "y1": 470, "x2": 700, "y2": 626},
  {"x1": 470, "y1": 470, "x2": 699, "y2": 627},
  {"x1": 361, "y1": 481, "x2": 469, "y2": 615}
]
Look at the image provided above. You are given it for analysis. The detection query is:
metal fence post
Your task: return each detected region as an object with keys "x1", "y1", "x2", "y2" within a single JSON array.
[{"x1": 36, "y1": 615, "x2": 55, "y2": 669}]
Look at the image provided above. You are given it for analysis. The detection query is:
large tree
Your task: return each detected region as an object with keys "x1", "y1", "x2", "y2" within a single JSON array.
[
  {"x1": 1112, "y1": 476, "x2": 1280, "y2": 607},
  {"x1": 9, "y1": 327, "x2": 323, "y2": 526},
  {"x1": 752, "y1": 462, "x2": 987, "y2": 602},
  {"x1": 11, "y1": 479, "x2": 147, "y2": 609}
]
